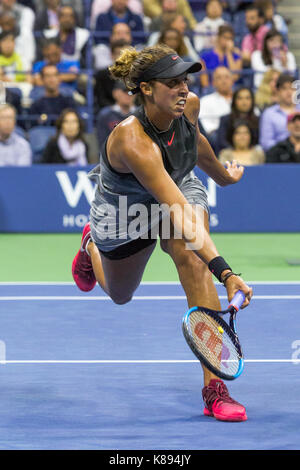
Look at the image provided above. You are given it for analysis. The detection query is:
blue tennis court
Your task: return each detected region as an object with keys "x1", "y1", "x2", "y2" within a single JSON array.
[{"x1": 0, "y1": 281, "x2": 299, "y2": 450}]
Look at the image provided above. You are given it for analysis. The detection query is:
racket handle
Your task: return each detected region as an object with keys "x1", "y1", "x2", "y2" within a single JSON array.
[{"x1": 228, "y1": 290, "x2": 245, "y2": 311}]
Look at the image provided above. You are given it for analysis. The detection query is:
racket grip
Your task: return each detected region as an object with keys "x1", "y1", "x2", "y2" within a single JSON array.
[{"x1": 229, "y1": 290, "x2": 245, "y2": 311}]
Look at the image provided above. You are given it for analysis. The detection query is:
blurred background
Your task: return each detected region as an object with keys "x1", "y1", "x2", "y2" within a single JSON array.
[{"x1": 0, "y1": 0, "x2": 299, "y2": 283}]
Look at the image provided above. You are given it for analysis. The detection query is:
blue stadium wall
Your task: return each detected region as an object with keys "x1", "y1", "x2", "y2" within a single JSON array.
[{"x1": 0, "y1": 164, "x2": 299, "y2": 232}]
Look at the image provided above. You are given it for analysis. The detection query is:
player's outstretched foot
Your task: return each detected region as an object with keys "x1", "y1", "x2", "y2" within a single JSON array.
[
  {"x1": 72, "y1": 222, "x2": 96, "y2": 292},
  {"x1": 202, "y1": 379, "x2": 247, "y2": 422}
]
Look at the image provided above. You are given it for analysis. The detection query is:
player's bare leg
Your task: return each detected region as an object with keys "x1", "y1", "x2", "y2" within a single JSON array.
[
  {"x1": 87, "y1": 240, "x2": 156, "y2": 305},
  {"x1": 160, "y1": 212, "x2": 220, "y2": 386},
  {"x1": 72, "y1": 223, "x2": 156, "y2": 304},
  {"x1": 160, "y1": 208, "x2": 247, "y2": 421}
]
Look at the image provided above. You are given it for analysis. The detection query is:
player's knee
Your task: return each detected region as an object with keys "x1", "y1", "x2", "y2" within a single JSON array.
[
  {"x1": 174, "y1": 245, "x2": 199, "y2": 268},
  {"x1": 109, "y1": 291, "x2": 133, "y2": 305},
  {"x1": 160, "y1": 238, "x2": 168, "y2": 254},
  {"x1": 176, "y1": 248, "x2": 210, "y2": 278}
]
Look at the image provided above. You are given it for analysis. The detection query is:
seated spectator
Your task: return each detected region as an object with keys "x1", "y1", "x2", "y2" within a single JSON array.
[
  {"x1": 0, "y1": 31, "x2": 30, "y2": 83},
  {"x1": 94, "y1": 0, "x2": 145, "y2": 46},
  {"x1": 42, "y1": 5, "x2": 89, "y2": 65},
  {"x1": 255, "y1": 0, "x2": 288, "y2": 43},
  {"x1": 143, "y1": 0, "x2": 197, "y2": 30},
  {"x1": 147, "y1": 12, "x2": 198, "y2": 62},
  {"x1": 32, "y1": 39, "x2": 80, "y2": 91},
  {"x1": 241, "y1": 4, "x2": 269, "y2": 68},
  {"x1": 94, "y1": 39, "x2": 130, "y2": 111},
  {"x1": 219, "y1": 120, "x2": 265, "y2": 165},
  {"x1": 90, "y1": 0, "x2": 143, "y2": 29},
  {"x1": 193, "y1": 0, "x2": 225, "y2": 53},
  {"x1": 0, "y1": 11, "x2": 36, "y2": 69},
  {"x1": 149, "y1": 0, "x2": 186, "y2": 33},
  {"x1": 35, "y1": 0, "x2": 85, "y2": 31},
  {"x1": 96, "y1": 81, "x2": 136, "y2": 148},
  {"x1": 218, "y1": 86, "x2": 260, "y2": 152},
  {"x1": 41, "y1": 108, "x2": 88, "y2": 165},
  {"x1": 200, "y1": 24, "x2": 242, "y2": 89},
  {"x1": 93, "y1": 22, "x2": 134, "y2": 71},
  {"x1": 156, "y1": 27, "x2": 193, "y2": 61},
  {"x1": 259, "y1": 73, "x2": 300, "y2": 151},
  {"x1": 34, "y1": 0, "x2": 61, "y2": 31},
  {"x1": 266, "y1": 112, "x2": 300, "y2": 163},
  {"x1": 59, "y1": 0, "x2": 85, "y2": 27},
  {"x1": 199, "y1": 66, "x2": 233, "y2": 150},
  {"x1": 28, "y1": 64, "x2": 77, "y2": 127},
  {"x1": 255, "y1": 68, "x2": 280, "y2": 111},
  {"x1": 0, "y1": 0, "x2": 35, "y2": 34},
  {"x1": 0, "y1": 103, "x2": 32, "y2": 166},
  {"x1": 251, "y1": 29, "x2": 296, "y2": 88}
]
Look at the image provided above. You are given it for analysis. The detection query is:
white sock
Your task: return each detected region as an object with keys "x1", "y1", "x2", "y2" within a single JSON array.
[{"x1": 85, "y1": 238, "x2": 92, "y2": 256}]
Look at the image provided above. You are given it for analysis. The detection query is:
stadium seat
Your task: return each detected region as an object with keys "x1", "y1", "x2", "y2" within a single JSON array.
[
  {"x1": 233, "y1": 11, "x2": 248, "y2": 47},
  {"x1": 29, "y1": 85, "x2": 74, "y2": 101},
  {"x1": 14, "y1": 126, "x2": 27, "y2": 138},
  {"x1": 28, "y1": 126, "x2": 56, "y2": 163},
  {"x1": 5, "y1": 86, "x2": 23, "y2": 98}
]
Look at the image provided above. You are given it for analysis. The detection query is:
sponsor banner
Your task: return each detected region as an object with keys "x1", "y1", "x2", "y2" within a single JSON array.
[{"x1": 0, "y1": 164, "x2": 299, "y2": 233}]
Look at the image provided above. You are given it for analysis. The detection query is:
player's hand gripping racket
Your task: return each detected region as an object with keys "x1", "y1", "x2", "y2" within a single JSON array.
[{"x1": 182, "y1": 291, "x2": 245, "y2": 381}]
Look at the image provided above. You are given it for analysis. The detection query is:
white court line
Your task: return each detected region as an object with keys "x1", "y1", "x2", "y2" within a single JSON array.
[
  {"x1": 0, "y1": 359, "x2": 299, "y2": 365},
  {"x1": 0, "y1": 295, "x2": 300, "y2": 301},
  {"x1": 0, "y1": 281, "x2": 300, "y2": 285}
]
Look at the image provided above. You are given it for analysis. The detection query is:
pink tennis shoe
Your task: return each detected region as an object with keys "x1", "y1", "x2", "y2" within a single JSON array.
[
  {"x1": 202, "y1": 379, "x2": 247, "y2": 422},
  {"x1": 72, "y1": 223, "x2": 96, "y2": 292}
]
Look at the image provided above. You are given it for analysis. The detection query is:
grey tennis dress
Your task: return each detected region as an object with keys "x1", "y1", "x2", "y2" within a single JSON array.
[{"x1": 88, "y1": 106, "x2": 209, "y2": 259}]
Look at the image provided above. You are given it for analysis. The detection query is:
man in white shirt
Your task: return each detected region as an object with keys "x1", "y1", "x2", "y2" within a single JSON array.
[
  {"x1": 0, "y1": 103, "x2": 32, "y2": 166},
  {"x1": 199, "y1": 66, "x2": 233, "y2": 148}
]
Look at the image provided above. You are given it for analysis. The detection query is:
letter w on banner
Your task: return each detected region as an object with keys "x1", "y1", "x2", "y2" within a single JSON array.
[{"x1": 56, "y1": 171, "x2": 96, "y2": 208}]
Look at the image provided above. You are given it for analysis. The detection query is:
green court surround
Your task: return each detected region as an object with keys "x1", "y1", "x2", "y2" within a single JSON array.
[{"x1": 1, "y1": 233, "x2": 299, "y2": 282}]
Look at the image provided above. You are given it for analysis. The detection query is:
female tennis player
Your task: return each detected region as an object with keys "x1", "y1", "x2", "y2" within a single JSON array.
[{"x1": 72, "y1": 44, "x2": 253, "y2": 422}]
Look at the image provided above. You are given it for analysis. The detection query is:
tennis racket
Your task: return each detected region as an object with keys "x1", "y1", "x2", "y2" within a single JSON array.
[{"x1": 182, "y1": 290, "x2": 245, "y2": 381}]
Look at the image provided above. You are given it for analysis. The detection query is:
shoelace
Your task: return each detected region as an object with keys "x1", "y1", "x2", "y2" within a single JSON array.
[
  {"x1": 75, "y1": 252, "x2": 93, "y2": 273},
  {"x1": 204, "y1": 381, "x2": 238, "y2": 408}
]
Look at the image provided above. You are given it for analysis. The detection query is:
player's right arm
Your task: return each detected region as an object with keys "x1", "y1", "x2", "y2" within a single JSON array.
[
  {"x1": 107, "y1": 118, "x2": 221, "y2": 264},
  {"x1": 107, "y1": 118, "x2": 252, "y2": 306}
]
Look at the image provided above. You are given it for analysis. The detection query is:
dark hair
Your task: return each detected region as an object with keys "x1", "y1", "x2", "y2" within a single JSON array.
[
  {"x1": 262, "y1": 29, "x2": 284, "y2": 66},
  {"x1": 40, "y1": 63, "x2": 59, "y2": 77},
  {"x1": 225, "y1": 87, "x2": 259, "y2": 145},
  {"x1": 0, "y1": 31, "x2": 15, "y2": 42},
  {"x1": 227, "y1": 120, "x2": 255, "y2": 148},
  {"x1": 58, "y1": 4, "x2": 76, "y2": 17},
  {"x1": 55, "y1": 108, "x2": 85, "y2": 140},
  {"x1": 109, "y1": 44, "x2": 176, "y2": 96},
  {"x1": 207, "y1": 0, "x2": 222, "y2": 6},
  {"x1": 217, "y1": 24, "x2": 235, "y2": 37},
  {"x1": 157, "y1": 27, "x2": 188, "y2": 57},
  {"x1": 276, "y1": 72, "x2": 294, "y2": 89},
  {"x1": 41, "y1": 38, "x2": 61, "y2": 50},
  {"x1": 246, "y1": 4, "x2": 265, "y2": 18},
  {"x1": 58, "y1": 4, "x2": 79, "y2": 24},
  {"x1": 231, "y1": 86, "x2": 255, "y2": 115}
]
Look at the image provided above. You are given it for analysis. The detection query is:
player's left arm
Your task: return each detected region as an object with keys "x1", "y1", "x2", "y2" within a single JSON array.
[{"x1": 184, "y1": 92, "x2": 244, "y2": 187}]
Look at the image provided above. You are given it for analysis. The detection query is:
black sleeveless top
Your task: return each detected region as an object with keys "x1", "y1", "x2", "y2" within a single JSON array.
[{"x1": 101, "y1": 105, "x2": 198, "y2": 186}]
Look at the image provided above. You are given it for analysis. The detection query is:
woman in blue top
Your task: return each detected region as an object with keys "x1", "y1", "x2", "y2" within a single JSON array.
[{"x1": 200, "y1": 24, "x2": 242, "y2": 90}]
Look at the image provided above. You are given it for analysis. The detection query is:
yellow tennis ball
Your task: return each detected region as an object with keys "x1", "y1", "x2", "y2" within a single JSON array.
[{"x1": 218, "y1": 326, "x2": 224, "y2": 334}]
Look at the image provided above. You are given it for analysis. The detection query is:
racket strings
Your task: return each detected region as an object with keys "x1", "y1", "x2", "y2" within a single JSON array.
[{"x1": 188, "y1": 310, "x2": 241, "y2": 376}]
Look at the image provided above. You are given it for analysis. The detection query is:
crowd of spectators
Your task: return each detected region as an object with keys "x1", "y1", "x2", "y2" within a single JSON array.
[{"x1": 0, "y1": 0, "x2": 299, "y2": 167}]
